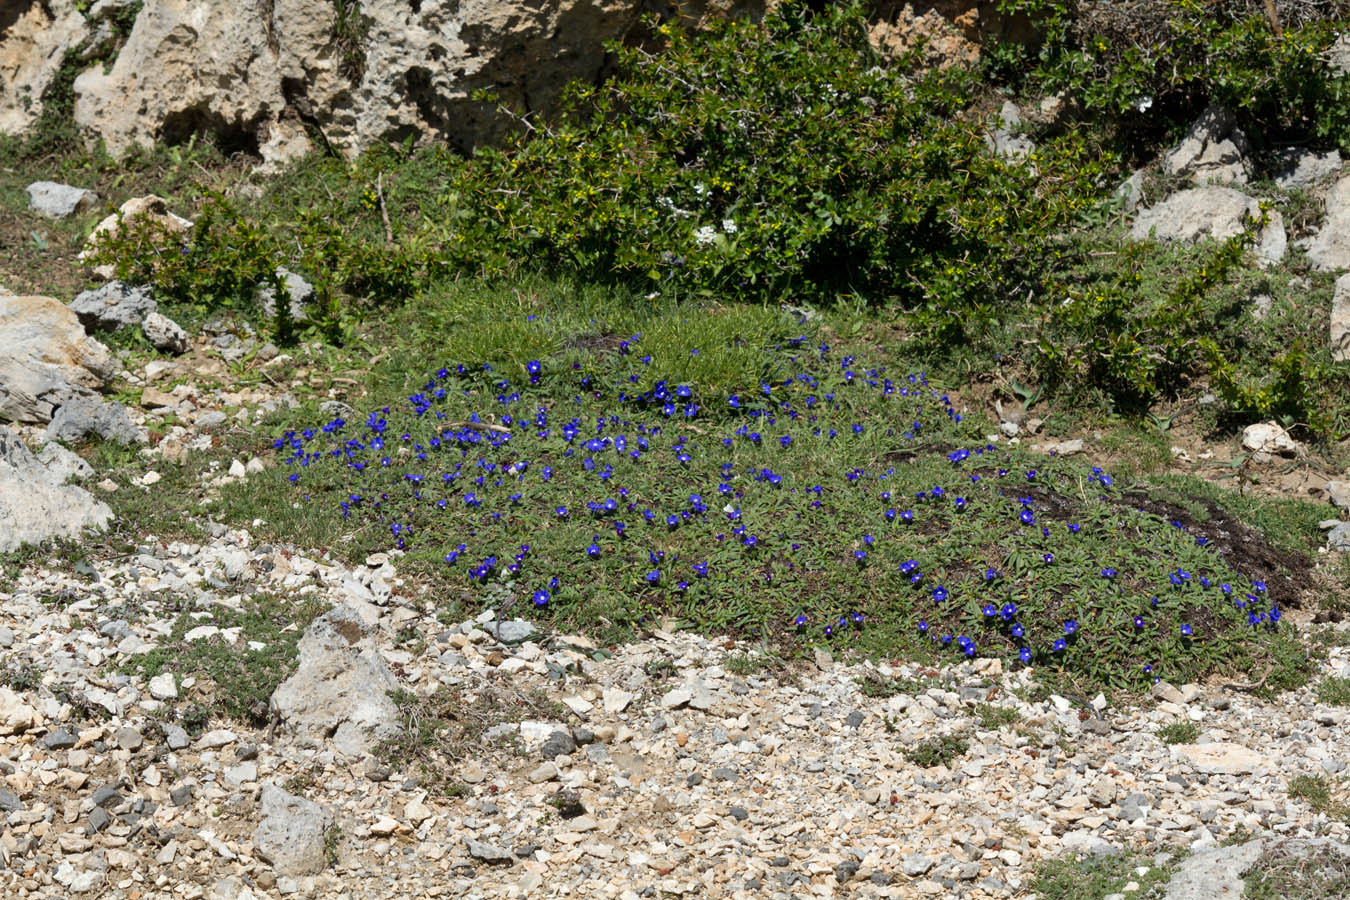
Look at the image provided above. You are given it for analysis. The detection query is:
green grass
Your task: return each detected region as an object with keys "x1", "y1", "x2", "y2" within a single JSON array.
[
  {"x1": 1316, "y1": 677, "x2": 1350, "y2": 707},
  {"x1": 904, "y1": 733, "x2": 969, "y2": 768},
  {"x1": 1158, "y1": 720, "x2": 1199, "y2": 745},
  {"x1": 1030, "y1": 851, "x2": 1178, "y2": 900},
  {"x1": 116, "y1": 593, "x2": 329, "y2": 731},
  {"x1": 977, "y1": 703, "x2": 1021, "y2": 729}
]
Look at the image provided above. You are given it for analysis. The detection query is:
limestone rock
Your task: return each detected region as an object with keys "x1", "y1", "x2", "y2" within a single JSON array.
[
  {"x1": 79, "y1": 196, "x2": 193, "y2": 279},
  {"x1": 26, "y1": 182, "x2": 99, "y2": 219},
  {"x1": 0, "y1": 294, "x2": 115, "y2": 424},
  {"x1": 1163, "y1": 105, "x2": 1252, "y2": 185},
  {"x1": 70, "y1": 281, "x2": 157, "y2": 331},
  {"x1": 1174, "y1": 742, "x2": 1265, "y2": 775},
  {"x1": 1129, "y1": 186, "x2": 1284, "y2": 267},
  {"x1": 45, "y1": 394, "x2": 146, "y2": 445},
  {"x1": 1162, "y1": 838, "x2": 1263, "y2": 900},
  {"x1": 986, "y1": 101, "x2": 1033, "y2": 161},
  {"x1": 255, "y1": 267, "x2": 314, "y2": 323},
  {"x1": 253, "y1": 783, "x2": 333, "y2": 876},
  {"x1": 0, "y1": 686, "x2": 42, "y2": 736},
  {"x1": 269, "y1": 604, "x2": 402, "y2": 756},
  {"x1": 1307, "y1": 174, "x2": 1350, "y2": 272},
  {"x1": 142, "y1": 311, "x2": 190, "y2": 355},
  {"x1": 69, "y1": 0, "x2": 648, "y2": 164},
  {"x1": 1328, "y1": 480, "x2": 1350, "y2": 510},
  {"x1": 0, "y1": 430, "x2": 113, "y2": 553},
  {"x1": 1241, "y1": 421, "x2": 1302, "y2": 457},
  {"x1": 1272, "y1": 147, "x2": 1342, "y2": 189},
  {"x1": 1332, "y1": 272, "x2": 1350, "y2": 363},
  {"x1": 0, "y1": 0, "x2": 90, "y2": 137}
]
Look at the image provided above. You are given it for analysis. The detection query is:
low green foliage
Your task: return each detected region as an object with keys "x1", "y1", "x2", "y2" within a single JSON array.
[
  {"x1": 904, "y1": 732, "x2": 970, "y2": 768},
  {"x1": 977, "y1": 703, "x2": 1021, "y2": 729},
  {"x1": 118, "y1": 594, "x2": 329, "y2": 728},
  {"x1": 1316, "y1": 677, "x2": 1350, "y2": 706},
  {"x1": 1030, "y1": 850, "x2": 1178, "y2": 900},
  {"x1": 1158, "y1": 720, "x2": 1199, "y2": 744},
  {"x1": 1245, "y1": 839, "x2": 1350, "y2": 900}
]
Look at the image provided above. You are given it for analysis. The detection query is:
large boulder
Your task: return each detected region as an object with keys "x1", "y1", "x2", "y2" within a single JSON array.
[
  {"x1": 0, "y1": 0, "x2": 90, "y2": 137},
  {"x1": 1333, "y1": 272, "x2": 1350, "y2": 363},
  {"x1": 0, "y1": 294, "x2": 115, "y2": 424},
  {"x1": 45, "y1": 394, "x2": 146, "y2": 445},
  {"x1": 253, "y1": 783, "x2": 334, "y2": 876},
  {"x1": 1306, "y1": 174, "x2": 1350, "y2": 272},
  {"x1": 1163, "y1": 105, "x2": 1252, "y2": 185},
  {"x1": 0, "y1": 430, "x2": 114, "y2": 553},
  {"x1": 269, "y1": 605, "x2": 402, "y2": 757},
  {"x1": 68, "y1": 0, "x2": 651, "y2": 165},
  {"x1": 26, "y1": 182, "x2": 100, "y2": 219},
  {"x1": 69, "y1": 281, "x2": 157, "y2": 331},
  {"x1": 1129, "y1": 186, "x2": 1285, "y2": 267}
]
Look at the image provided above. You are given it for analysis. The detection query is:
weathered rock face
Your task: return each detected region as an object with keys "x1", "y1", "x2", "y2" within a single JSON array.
[
  {"x1": 63, "y1": 0, "x2": 650, "y2": 164},
  {"x1": 1129, "y1": 185, "x2": 1285, "y2": 268},
  {"x1": 269, "y1": 605, "x2": 402, "y2": 757},
  {"x1": 0, "y1": 0, "x2": 90, "y2": 137},
  {"x1": 1333, "y1": 272, "x2": 1350, "y2": 363},
  {"x1": 0, "y1": 430, "x2": 114, "y2": 554},
  {"x1": 253, "y1": 783, "x2": 333, "y2": 876},
  {"x1": 1307, "y1": 173, "x2": 1350, "y2": 272},
  {"x1": 1163, "y1": 105, "x2": 1252, "y2": 185},
  {"x1": 0, "y1": 294, "x2": 115, "y2": 424}
]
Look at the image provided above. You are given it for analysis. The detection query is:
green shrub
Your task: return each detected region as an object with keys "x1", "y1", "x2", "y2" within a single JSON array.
[
  {"x1": 1158, "y1": 720, "x2": 1199, "y2": 744},
  {"x1": 993, "y1": 0, "x2": 1350, "y2": 153},
  {"x1": 440, "y1": 1, "x2": 1106, "y2": 340}
]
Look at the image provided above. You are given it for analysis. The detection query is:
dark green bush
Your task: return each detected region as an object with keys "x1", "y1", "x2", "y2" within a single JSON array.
[
  {"x1": 440, "y1": 1, "x2": 1108, "y2": 340},
  {"x1": 992, "y1": 0, "x2": 1350, "y2": 154}
]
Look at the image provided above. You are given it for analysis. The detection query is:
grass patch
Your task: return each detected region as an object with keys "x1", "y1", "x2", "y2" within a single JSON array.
[
  {"x1": 1030, "y1": 851, "x2": 1178, "y2": 900},
  {"x1": 1245, "y1": 840, "x2": 1350, "y2": 900},
  {"x1": 378, "y1": 679, "x2": 570, "y2": 798},
  {"x1": 903, "y1": 732, "x2": 969, "y2": 768},
  {"x1": 117, "y1": 593, "x2": 329, "y2": 731},
  {"x1": 977, "y1": 703, "x2": 1021, "y2": 729},
  {"x1": 1158, "y1": 720, "x2": 1199, "y2": 745},
  {"x1": 218, "y1": 291, "x2": 1314, "y2": 699},
  {"x1": 1316, "y1": 677, "x2": 1350, "y2": 707}
]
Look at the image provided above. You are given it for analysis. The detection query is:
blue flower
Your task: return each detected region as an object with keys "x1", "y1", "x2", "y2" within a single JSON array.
[
  {"x1": 645, "y1": 570, "x2": 660, "y2": 584},
  {"x1": 1001, "y1": 603, "x2": 1016, "y2": 620},
  {"x1": 1018, "y1": 647, "x2": 1032, "y2": 663},
  {"x1": 556, "y1": 506, "x2": 568, "y2": 517},
  {"x1": 1063, "y1": 620, "x2": 1078, "y2": 635},
  {"x1": 932, "y1": 586, "x2": 948, "y2": 603},
  {"x1": 918, "y1": 621, "x2": 929, "y2": 633},
  {"x1": 532, "y1": 589, "x2": 550, "y2": 607},
  {"x1": 1179, "y1": 623, "x2": 1192, "y2": 637},
  {"x1": 1052, "y1": 638, "x2": 1067, "y2": 652},
  {"x1": 794, "y1": 614, "x2": 807, "y2": 628},
  {"x1": 1100, "y1": 567, "x2": 1116, "y2": 578},
  {"x1": 982, "y1": 604, "x2": 997, "y2": 617},
  {"x1": 1020, "y1": 509, "x2": 1035, "y2": 525},
  {"x1": 586, "y1": 543, "x2": 601, "y2": 559},
  {"x1": 1133, "y1": 616, "x2": 1145, "y2": 629},
  {"x1": 1011, "y1": 623, "x2": 1025, "y2": 638}
]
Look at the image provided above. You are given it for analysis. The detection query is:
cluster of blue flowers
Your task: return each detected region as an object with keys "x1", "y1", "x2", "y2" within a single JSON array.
[{"x1": 274, "y1": 329, "x2": 1281, "y2": 685}]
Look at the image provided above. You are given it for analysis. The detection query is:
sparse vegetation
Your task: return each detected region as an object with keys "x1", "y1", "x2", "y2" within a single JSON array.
[
  {"x1": 1158, "y1": 720, "x2": 1200, "y2": 745},
  {"x1": 904, "y1": 732, "x2": 970, "y2": 768}
]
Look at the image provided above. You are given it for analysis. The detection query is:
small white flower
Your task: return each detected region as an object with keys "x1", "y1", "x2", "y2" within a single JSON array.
[
  {"x1": 722, "y1": 219, "x2": 737, "y2": 233},
  {"x1": 694, "y1": 225, "x2": 717, "y2": 246},
  {"x1": 693, "y1": 182, "x2": 708, "y2": 197},
  {"x1": 1136, "y1": 96, "x2": 1153, "y2": 113}
]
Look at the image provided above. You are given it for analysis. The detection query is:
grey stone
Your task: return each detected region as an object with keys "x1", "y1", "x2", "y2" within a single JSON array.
[
  {"x1": 1163, "y1": 105, "x2": 1252, "y2": 184},
  {"x1": 0, "y1": 627, "x2": 14, "y2": 648},
  {"x1": 45, "y1": 396, "x2": 145, "y2": 445},
  {"x1": 42, "y1": 727, "x2": 78, "y2": 750},
  {"x1": 1162, "y1": 838, "x2": 1264, "y2": 900},
  {"x1": 1308, "y1": 175, "x2": 1350, "y2": 271},
  {"x1": 69, "y1": 281, "x2": 157, "y2": 330},
  {"x1": 114, "y1": 726, "x2": 142, "y2": 751},
  {"x1": 88, "y1": 806, "x2": 111, "y2": 832},
  {"x1": 92, "y1": 785, "x2": 122, "y2": 808},
  {"x1": 1130, "y1": 186, "x2": 1284, "y2": 267},
  {"x1": 902, "y1": 853, "x2": 934, "y2": 876},
  {"x1": 835, "y1": 860, "x2": 860, "y2": 883},
  {"x1": 1332, "y1": 272, "x2": 1350, "y2": 363},
  {"x1": 728, "y1": 805, "x2": 748, "y2": 821},
  {"x1": 540, "y1": 729, "x2": 577, "y2": 759},
  {"x1": 492, "y1": 618, "x2": 538, "y2": 644},
  {"x1": 0, "y1": 788, "x2": 22, "y2": 811},
  {"x1": 986, "y1": 101, "x2": 1033, "y2": 161},
  {"x1": 254, "y1": 783, "x2": 333, "y2": 876},
  {"x1": 686, "y1": 773, "x2": 703, "y2": 787},
  {"x1": 771, "y1": 856, "x2": 790, "y2": 867},
  {"x1": 256, "y1": 268, "x2": 313, "y2": 323},
  {"x1": 169, "y1": 784, "x2": 193, "y2": 806},
  {"x1": 142, "y1": 312, "x2": 190, "y2": 355},
  {"x1": 1328, "y1": 522, "x2": 1350, "y2": 551},
  {"x1": 37, "y1": 441, "x2": 93, "y2": 483},
  {"x1": 1273, "y1": 147, "x2": 1342, "y2": 189},
  {"x1": 1328, "y1": 480, "x2": 1350, "y2": 510},
  {"x1": 464, "y1": 837, "x2": 513, "y2": 864},
  {"x1": 195, "y1": 410, "x2": 228, "y2": 431},
  {"x1": 870, "y1": 871, "x2": 892, "y2": 886},
  {"x1": 269, "y1": 604, "x2": 402, "y2": 756},
  {"x1": 0, "y1": 293, "x2": 115, "y2": 424},
  {"x1": 845, "y1": 710, "x2": 864, "y2": 728},
  {"x1": 163, "y1": 724, "x2": 190, "y2": 750},
  {"x1": 1116, "y1": 171, "x2": 1145, "y2": 212},
  {"x1": 712, "y1": 767, "x2": 738, "y2": 781},
  {"x1": 26, "y1": 181, "x2": 98, "y2": 219}
]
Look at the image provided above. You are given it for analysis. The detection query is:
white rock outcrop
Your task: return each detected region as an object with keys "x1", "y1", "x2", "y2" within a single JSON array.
[
  {"x1": 0, "y1": 430, "x2": 114, "y2": 554},
  {"x1": 1129, "y1": 186, "x2": 1285, "y2": 268},
  {"x1": 0, "y1": 294, "x2": 115, "y2": 424},
  {"x1": 0, "y1": 0, "x2": 90, "y2": 137}
]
